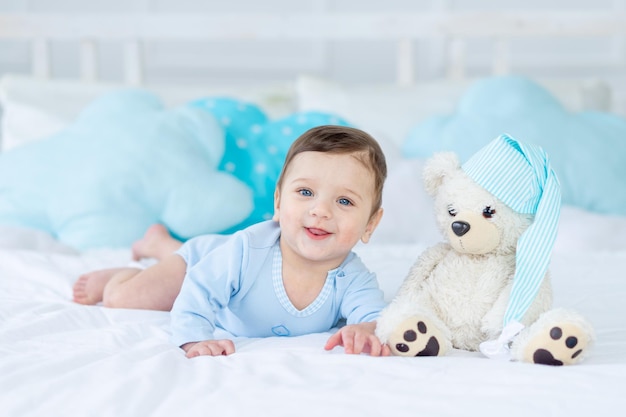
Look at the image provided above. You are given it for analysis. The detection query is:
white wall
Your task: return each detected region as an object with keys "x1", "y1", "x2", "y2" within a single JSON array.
[{"x1": 0, "y1": 0, "x2": 624, "y2": 94}]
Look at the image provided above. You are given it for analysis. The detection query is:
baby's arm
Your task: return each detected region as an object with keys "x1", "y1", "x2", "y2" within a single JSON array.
[
  {"x1": 324, "y1": 322, "x2": 390, "y2": 356},
  {"x1": 326, "y1": 259, "x2": 390, "y2": 356},
  {"x1": 182, "y1": 340, "x2": 236, "y2": 358},
  {"x1": 171, "y1": 234, "x2": 247, "y2": 357}
]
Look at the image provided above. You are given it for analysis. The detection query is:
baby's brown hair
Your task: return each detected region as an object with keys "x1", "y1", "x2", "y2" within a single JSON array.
[{"x1": 276, "y1": 125, "x2": 387, "y2": 217}]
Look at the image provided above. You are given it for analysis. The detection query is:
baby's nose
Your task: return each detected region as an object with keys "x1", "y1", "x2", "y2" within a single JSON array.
[{"x1": 309, "y1": 200, "x2": 332, "y2": 218}]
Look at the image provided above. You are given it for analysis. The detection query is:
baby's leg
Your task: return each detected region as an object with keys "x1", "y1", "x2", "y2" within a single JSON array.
[
  {"x1": 102, "y1": 253, "x2": 187, "y2": 311},
  {"x1": 73, "y1": 267, "x2": 129, "y2": 305},
  {"x1": 132, "y1": 224, "x2": 183, "y2": 261}
]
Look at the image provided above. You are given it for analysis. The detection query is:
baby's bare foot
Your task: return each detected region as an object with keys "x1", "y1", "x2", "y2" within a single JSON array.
[
  {"x1": 132, "y1": 224, "x2": 181, "y2": 261},
  {"x1": 72, "y1": 268, "x2": 125, "y2": 305}
]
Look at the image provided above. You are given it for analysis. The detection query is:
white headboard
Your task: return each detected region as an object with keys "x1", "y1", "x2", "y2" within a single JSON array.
[{"x1": 1, "y1": 11, "x2": 625, "y2": 86}]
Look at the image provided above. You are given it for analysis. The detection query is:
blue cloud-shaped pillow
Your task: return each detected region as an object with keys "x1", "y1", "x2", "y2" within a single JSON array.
[
  {"x1": 0, "y1": 90, "x2": 253, "y2": 250},
  {"x1": 403, "y1": 76, "x2": 626, "y2": 216}
]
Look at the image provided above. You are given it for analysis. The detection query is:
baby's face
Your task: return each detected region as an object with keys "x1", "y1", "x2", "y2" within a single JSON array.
[{"x1": 274, "y1": 151, "x2": 382, "y2": 269}]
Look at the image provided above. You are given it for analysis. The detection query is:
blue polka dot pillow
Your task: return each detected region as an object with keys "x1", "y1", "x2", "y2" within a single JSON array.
[{"x1": 190, "y1": 97, "x2": 350, "y2": 231}]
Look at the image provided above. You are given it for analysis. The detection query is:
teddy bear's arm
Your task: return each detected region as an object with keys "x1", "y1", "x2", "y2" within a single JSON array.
[
  {"x1": 395, "y1": 242, "x2": 450, "y2": 298},
  {"x1": 480, "y1": 281, "x2": 512, "y2": 341},
  {"x1": 480, "y1": 271, "x2": 553, "y2": 341}
]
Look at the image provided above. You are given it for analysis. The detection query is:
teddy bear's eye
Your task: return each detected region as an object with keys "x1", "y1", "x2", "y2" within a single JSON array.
[
  {"x1": 447, "y1": 205, "x2": 457, "y2": 217},
  {"x1": 482, "y1": 206, "x2": 496, "y2": 219}
]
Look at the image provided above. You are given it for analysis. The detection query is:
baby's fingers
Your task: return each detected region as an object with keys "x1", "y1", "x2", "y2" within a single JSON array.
[
  {"x1": 363, "y1": 334, "x2": 383, "y2": 356},
  {"x1": 350, "y1": 333, "x2": 368, "y2": 355},
  {"x1": 216, "y1": 339, "x2": 236, "y2": 355},
  {"x1": 185, "y1": 340, "x2": 235, "y2": 357},
  {"x1": 342, "y1": 331, "x2": 356, "y2": 354},
  {"x1": 324, "y1": 330, "x2": 345, "y2": 351},
  {"x1": 381, "y1": 344, "x2": 392, "y2": 357},
  {"x1": 347, "y1": 331, "x2": 383, "y2": 356}
]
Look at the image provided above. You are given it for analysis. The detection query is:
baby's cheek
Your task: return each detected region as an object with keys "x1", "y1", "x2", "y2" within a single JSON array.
[{"x1": 339, "y1": 228, "x2": 365, "y2": 248}]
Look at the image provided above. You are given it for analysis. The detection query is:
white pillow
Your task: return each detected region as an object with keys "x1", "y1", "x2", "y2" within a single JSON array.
[
  {"x1": 0, "y1": 74, "x2": 297, "y2": 152},
  {"x1": 0, "y1": 225, "x2": 77, "y2": 253},
  {"x1": 555, "y1": 206, "x2": 626, "y2": 253},
  {"x1": 296, "y1": 75, "x2": 468, "y2": 151},
  {"x1": 0, "y1": 76, "x2": 117, "y2": 151},
  {"x1": 295, "y1": 75, "x2": 613, "y2": 151},
  {"x1": 370, "y1": 158, "x2": 440, "y2": 246}
]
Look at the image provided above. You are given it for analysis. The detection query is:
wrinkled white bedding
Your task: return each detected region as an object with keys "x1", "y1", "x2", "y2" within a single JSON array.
[{"x1": 1, "y1": 219, "x2": 625, "y2": 417}]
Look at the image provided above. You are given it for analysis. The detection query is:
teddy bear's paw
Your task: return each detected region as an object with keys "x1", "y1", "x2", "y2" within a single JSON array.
[
  {"x1": 387, "y1": 316, "x2": 448, "y2": 357},
  {"x1": 522, "y1": 323, "x2": 590, "y2": 366}
]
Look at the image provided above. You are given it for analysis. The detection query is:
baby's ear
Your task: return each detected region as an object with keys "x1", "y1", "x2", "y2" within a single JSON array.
[
  {"x1": 361, "y1": 208, "x2": 383, "y2": 244},
  {"x1": 422, "y1": 152, "x2": 461, "y2": 196},
  {"x1": 272, "y1": 188, "x2": 281, "y2": 221}
]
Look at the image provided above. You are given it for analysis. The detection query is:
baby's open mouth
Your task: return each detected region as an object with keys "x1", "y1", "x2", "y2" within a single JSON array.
[{"x1": 306, "y1": 227, "x2": 330, "y2": 238}]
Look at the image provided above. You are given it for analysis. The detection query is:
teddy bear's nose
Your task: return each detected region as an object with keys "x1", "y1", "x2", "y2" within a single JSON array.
[{"x1": 451, "y1": 221, "x2": 471, "y2": 237}]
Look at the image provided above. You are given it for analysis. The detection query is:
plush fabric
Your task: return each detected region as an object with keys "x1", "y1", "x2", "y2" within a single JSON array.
[
  {"x1": 0, "y1": 90, "x2": 253, "y2": 250},
  {"x1": 375, "y1": 149, "x2": 594, "y2": 365},
  {"x1": 402, "y1": 75, "x2": 626, "y2": 216}
]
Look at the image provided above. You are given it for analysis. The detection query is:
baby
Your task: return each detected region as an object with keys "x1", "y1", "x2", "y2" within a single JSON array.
[{"x1": 73, "y1": 125, "x2": 390, "y2": 357}]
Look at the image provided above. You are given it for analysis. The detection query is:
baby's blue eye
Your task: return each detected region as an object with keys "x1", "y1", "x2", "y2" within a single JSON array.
[
  {"x1": 338, "y1": 198, "x2": 352, "y2": 206},
  {"x1": 299, "y1": 189, "x2": 312, "y2": 197}
]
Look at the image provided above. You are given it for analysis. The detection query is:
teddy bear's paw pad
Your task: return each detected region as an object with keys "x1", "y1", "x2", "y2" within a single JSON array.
[
  {"x1": 387, "y1": 317, "x2": 446, "y2": 357},
  {"x1": 523, "y1": 323, "x2": 590, "y2": 366}
]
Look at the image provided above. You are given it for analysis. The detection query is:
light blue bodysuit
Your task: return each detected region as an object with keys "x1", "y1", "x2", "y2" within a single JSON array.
[{"x1": 170, "y1": 220, "x2": 386, "y2": 347}]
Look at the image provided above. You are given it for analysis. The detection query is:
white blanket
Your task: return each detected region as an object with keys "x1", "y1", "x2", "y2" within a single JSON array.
[{"x1": 1, "y1": 222, "x2": 625, "y2": 417}]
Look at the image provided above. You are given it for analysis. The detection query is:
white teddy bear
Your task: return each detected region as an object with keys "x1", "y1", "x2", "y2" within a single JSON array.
[{"x1": 376, "y1": 134, "x2": 594, "y2": 365}]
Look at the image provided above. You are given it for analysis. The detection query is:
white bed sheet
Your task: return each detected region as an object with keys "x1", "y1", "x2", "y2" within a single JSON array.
[{"x1": 0, "y1": 223, "x2": 625, "y2": 417}]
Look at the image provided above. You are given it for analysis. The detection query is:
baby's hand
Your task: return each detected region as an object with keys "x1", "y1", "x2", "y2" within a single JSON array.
[
  {"x1": 181, "y1": 339, "x2": 236, "y2": 358},
  {"x1": 324, "y1": 322, "x2": 389, "y2": 356}
]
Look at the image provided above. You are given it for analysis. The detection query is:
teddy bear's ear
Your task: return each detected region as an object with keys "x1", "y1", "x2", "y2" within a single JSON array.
[{"x1": 422, "y1": 152, "x2": 461, "y2": 196}]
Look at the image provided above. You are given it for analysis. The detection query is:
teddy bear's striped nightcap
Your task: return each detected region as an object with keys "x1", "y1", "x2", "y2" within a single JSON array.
[{"x1": 462, "y1": 134, "x2": 561, "y2": 327}]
